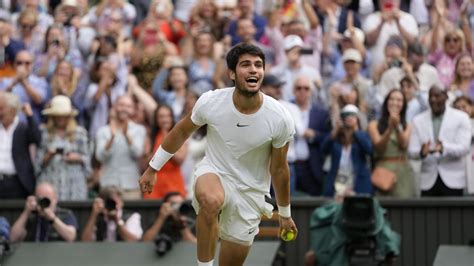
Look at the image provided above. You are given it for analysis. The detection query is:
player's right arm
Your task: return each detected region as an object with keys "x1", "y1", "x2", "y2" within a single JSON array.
[{"x1": 139, "y1": 112, "x2": 201, "y2": 194}]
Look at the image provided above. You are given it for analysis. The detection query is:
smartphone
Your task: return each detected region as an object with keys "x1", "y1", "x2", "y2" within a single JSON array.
[{"x1": 299, "y1": 48, "x2": 313, "y2": 55}]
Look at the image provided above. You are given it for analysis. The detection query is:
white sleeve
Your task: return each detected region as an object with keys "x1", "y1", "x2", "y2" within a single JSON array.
[
  {"x1": 362, "y1": 13, "x2": 380, "y2": 33},
  {"x1": 400, "y1": 13, "x2": 419, "y2": 36},
  {"x1": 125, "y1": 213, "x2": 143, "y2": 239},
  {"x1": 190, "y1": 91, "x2": 212, "y2": 126},
  {"x1": 272, "y1": 108, "x2": 296, "y2": 148}
]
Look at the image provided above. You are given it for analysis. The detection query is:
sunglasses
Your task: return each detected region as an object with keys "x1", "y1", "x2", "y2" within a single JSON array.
[
  {"x1": 20, "y1": 24, "x2": 35, "y2": 30},
  {"x1": 445, "y1": 37, "x2": 460, "y2": 43},
  {"x1": 15, "y1": 61, "x2": 32, "y2": 66},
  {"x1": 295, "y1": 86, "x2": 310, "y2": 91}
]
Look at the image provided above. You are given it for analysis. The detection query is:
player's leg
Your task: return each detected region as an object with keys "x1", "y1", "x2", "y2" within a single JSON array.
[
  {"x1": 194, "y1": 173, "x2": 225, "y2": 263},
  {"x1": 218, "y1": 240, "x2": 251, "y2": 266}
]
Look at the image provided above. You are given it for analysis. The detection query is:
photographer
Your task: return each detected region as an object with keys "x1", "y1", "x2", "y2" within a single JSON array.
[
  {"x1": 143, "y1": 192, "x2": 196, "y2": 243},
  {"x1": 10, "y1": 182, "x2": 78, "y2": 242},
  {"x1": 81, "y1": 186, "x2": 143, "y2": 242}
]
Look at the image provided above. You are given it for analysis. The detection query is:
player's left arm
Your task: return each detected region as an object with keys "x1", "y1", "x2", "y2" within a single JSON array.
[{"x1": 270, "y1": 143, "x2": 298, "y2": 239}]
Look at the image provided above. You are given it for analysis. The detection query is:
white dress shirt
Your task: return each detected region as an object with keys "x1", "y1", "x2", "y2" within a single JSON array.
[{"x1": 0, "y1": 116, "x2": 19, "y2": 174}]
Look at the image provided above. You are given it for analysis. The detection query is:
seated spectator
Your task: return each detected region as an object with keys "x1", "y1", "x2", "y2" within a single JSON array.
[
  {"x1": 321, "y1": 104, "x2": 373, "y2": 197},
  {"x1": 143, "y1": 191, "x2": 196, "y2": 243},
  {"x1": 50, "y1": 60, "x2": 77, "y2": 97},
  {"x1": 0, "y1": 93, "x2": 40, "y2": 199},
  {"x1": 81, "y1": 186, "x2": 143, "y2": 242},
  {"x1": 143, "y1": 105, "x2": 187, "y2": 200},
  {"x1": 36, "y1": 95, "x2": 91, "y2": 201},
  {"x1": 187, "y1": 0, "x2": 225, "y2": 40},
  {"x1": 0, "y1": 50, "x2": 48, "y2": 123},
  {"x1": 95, "y1": 95, "x2": 146, "y2": 200},
  {"x1": 449, "y1": 53, "x2": 474, "y2": 101},
  {"x1": 408, "y1": 85, "x2": 471, "y2": 196},
  {"x1": 368, "y1": 89, "x2": 415, "y2": 198},
  {"x1": 452, "y1": 96, "x2": 474, "y2": 195},
  {"x1": 10, "y1": 182, "x2": 77, "y2": 242}
]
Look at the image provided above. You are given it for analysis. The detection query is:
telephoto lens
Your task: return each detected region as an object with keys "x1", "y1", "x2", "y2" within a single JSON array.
[
  {"x1": 154, "y1": 234, "x2": 173, "y2": 257},
  {"x1": 38, "y1": 197, "x2": 51, "y2": 209},
  {"x1": 105, "y1": 198, "x2": 116, "y2": 211}
]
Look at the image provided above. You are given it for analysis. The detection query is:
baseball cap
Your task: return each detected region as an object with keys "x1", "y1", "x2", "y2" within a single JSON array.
[
  {"x1": 262, "y1": 74, "x2": 285, "y2": 87},
  {"x1": 284, "y1": 35, "x2": 304, "y2": 51},
  {"x1": 341, "y1": 104, "x2": 359, "y2": 116},
  {"x1": 343, "y1": 27, "x2": 365, "y2": 44},
  {"x1": 0, "y1": 10, "x2": 11, "y2": 23},
  {"x1": 385, "y1": 35, "x2": 404, "y2": 50},
  {"x1": 342, "y1": 49, "x2": 362, "y2": 63}
]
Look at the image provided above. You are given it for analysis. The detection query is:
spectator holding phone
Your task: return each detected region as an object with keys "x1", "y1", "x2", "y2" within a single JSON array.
[
  {"x1": 10, "y1": 182, "x2": 78, "y2": 242},
  {"x1": 36, "y1": 95, "x2": 91, "y2": 200},
  {"x1": 81, "y1": 186, "x2": 143, "y2": 242}
]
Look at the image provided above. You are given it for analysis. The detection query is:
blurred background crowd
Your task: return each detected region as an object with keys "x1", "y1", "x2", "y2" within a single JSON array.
[{"x1": 1, "y1": 0, "x2": 474, "y2": 207}]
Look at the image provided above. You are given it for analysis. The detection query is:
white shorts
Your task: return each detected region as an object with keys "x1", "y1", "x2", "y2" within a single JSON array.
[{"x1": 191, "y1": 162, "x2": 273, "y2": 246}]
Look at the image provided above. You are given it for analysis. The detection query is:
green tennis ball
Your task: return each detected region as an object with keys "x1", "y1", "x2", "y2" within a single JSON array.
[{"x1": 281, "y1": 230, "x2": 295, "y2": 241}]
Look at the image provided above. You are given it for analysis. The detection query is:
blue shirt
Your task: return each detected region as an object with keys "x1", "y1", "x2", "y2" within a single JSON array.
[
  {"x1": 227, "y1": 13, "x2": 267, "y2": 46},
  {"x1": 0, "y1": 75, "x2": 49, "y2": 123}
]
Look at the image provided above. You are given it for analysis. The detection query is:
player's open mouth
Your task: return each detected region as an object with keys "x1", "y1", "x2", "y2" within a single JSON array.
[{"x1": 246, "y1": 77, "x2": 258, "y2": 86}]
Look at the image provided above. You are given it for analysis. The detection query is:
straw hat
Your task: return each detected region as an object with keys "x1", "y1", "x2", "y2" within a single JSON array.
[{"x1": 42, "y1": 95, "x2": 78, "y2": 116}]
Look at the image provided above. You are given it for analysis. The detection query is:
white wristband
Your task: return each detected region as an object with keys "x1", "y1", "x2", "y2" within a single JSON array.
[
  {"x1": 278, "y1": 205, "x2": 291, "y2": 218},
  {"x1": 149, "y1": 146, "x2": 174, "y2": 171}
]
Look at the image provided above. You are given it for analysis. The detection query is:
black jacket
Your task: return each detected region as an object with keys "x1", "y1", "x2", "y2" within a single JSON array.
[{"x1": 12, "y1": 116, "x2": 41, "y2": 194}]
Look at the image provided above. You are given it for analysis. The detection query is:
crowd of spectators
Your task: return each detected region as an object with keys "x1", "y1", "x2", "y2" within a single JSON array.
[{"x1": 1, "y1": 0, "x2": 474, "y2": 210}]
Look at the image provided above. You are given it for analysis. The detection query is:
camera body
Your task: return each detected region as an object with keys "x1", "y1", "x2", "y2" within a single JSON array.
[
  {"x1": 154, "y1": 234, "x2": 173, "y2": 257},
  {"x1": 388, "y1": 59, "x2": 403, "y2": 68},
  {"x1": 105, "y1": 198, "x2": 117, "y2": 211}
]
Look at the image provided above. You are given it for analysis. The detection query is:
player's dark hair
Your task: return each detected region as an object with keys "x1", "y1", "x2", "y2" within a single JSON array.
[{"x1": 226, "y1": 43, "x2": 265, "y2": 72}]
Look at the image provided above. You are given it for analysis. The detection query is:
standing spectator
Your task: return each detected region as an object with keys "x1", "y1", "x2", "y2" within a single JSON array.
[
  {"x1": 400, "y1": 76, "x2": 428, "y2": 122},
  {"x1": 188, "y1": 0, "x2": 225, "y2": 40},
  {"x1": 36, "y1": 95, "x2": 91, "y2": 200},
  {"x1": 428, "y1": 29, "x2": 467, "y2": 88},
  {"x1": 0, "y1": 93, "x2": 40, "y2": 199},
  {"x1": 0, "y1": 13, "x2": 25, "y2": 77},
  {"x1": 368, "y1": 89, "x2": 415, "y2": 197},
  {"x1": 449, "y1": 53, "x2": 474, "y2": 101},
  {"x1": 226, "y1": 0, "x2": 267, "y2": 46},
  {"x1": 0, "y1": 50, "x2": 49, "y2": 123},
  {"x1": 85, "y1": 60, "x2": 126, "y2": 139},
  {"x1": 186, "y1": 31, "x2": 217, "y2": 95},
  {"x1": 363, "y1": 0, "x2": 418, "y2": 68},
  {"x1": 11, "y1": 0, "x2": 54, "y2": 35},
  {"x1": 87, "y1": 0, "x2": 136, "y2": 38},
  {"x1": 50, "y1": 60, "x2": 77, "y2": 97},
  {"x1": 409, "y1": 85, "x2": 472, "y2": 196},
  {"x1": 452, "y1": 96, "x2": 474, "y2": 195},
  {"x1": 10, "y1": 182, "x2": 77, "y2": 242},
  {"x1": 292, "y1": 75, "x2": 331, "y2": 196},
  {"x1": 34, "y1": 24, "x2": 83, "y2": 81},
  {"x1": 14, "y1": 9, "x2": 43, "y2": 56},
  {"x1": 261, "y1": 74, "x2": 303, "y2": 194},
  {"x1": 269, "y1": 35, "x2": 321, "y2": 102},
  {"x1": 81, "y1": 186, "x2": 143, "y2": 242},
  {"x1": 321, "y1": 104, "x2": 373, "y2": 197},
  {"x1": 95, "y1": 95, "x2": 146, "y2": 199},
  {"x1": 154, "y1": 66, "x2": 189, "y2": 120},
  {"x1": 143, "y1": 105, "x2": 187, "y2": 200}
]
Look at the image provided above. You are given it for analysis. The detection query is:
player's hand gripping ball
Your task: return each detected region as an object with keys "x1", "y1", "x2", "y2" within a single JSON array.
[{"x1": 281, "y1": 229, "x2": 296, "y2": 241}]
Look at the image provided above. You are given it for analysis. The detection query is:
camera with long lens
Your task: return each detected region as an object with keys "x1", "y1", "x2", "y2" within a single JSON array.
[
  {"x1": 37, "y1": 197, "x2": 51, "y2": 209},
  {"x1": 154, "y1": 234, "x2": 173, "y2": 257},
  {"x1": 341, "y1": 196, "x2": 385, "y2": 266}
]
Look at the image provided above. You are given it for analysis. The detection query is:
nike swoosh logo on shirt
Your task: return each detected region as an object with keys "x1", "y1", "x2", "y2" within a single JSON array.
[{"x1": 236, "y1": 123, "x2": 249, "y2": 127}]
